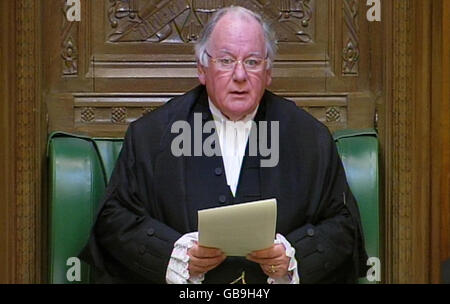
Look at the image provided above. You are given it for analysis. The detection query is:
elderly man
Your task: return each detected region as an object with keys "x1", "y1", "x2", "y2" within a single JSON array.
[{"x1": 80, "y1": 6, "x2": 368, "y2": 284}]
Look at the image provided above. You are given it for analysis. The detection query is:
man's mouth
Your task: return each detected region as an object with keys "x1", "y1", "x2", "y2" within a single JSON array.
[{"x1": 230, "y1": 91, "x2": 247, "y2": 95}]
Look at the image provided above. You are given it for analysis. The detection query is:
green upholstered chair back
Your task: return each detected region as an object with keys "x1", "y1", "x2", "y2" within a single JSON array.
[
  {"x1": 47, "y1": 133, "x2": 122, "y2": 284},
  {"x1": 333, "y1": 129, "x2": 380, "y2": 283},
  {"x1": 47, "y1": 129, "x2": 379, "y2": 283}
]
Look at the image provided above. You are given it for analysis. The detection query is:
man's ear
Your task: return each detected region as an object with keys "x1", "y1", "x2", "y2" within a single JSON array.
[
  {"x1": 198, "y1": 64, "x2": 206, "y2": 85},
  {"x1": 265, "y1": 69, "x2": 272, "y2": 87}
]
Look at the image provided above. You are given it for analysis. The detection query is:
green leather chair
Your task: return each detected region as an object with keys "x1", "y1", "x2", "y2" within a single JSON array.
[
  {"x1": 333, "y1": 129, "x2": 380, "y2": 283},
  {"x1": 47, "y1": 133, "x2": 122, "y2": 284},
  {"x1": 47, "y1": 129, "x2": 379, "y2": 284}
]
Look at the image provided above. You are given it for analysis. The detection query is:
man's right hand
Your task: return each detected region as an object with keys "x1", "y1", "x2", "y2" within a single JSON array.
[{"x1": 187, "y1": 242, "x2": 226, "y2": 277}]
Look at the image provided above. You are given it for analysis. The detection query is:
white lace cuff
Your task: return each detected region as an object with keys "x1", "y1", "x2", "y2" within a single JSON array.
[
  {"x1": 165, "y1": 232, "x2": 205, "y2": 284},
  {"x1": 267, "y1": 233, "x2": 300, "y2": 284}
]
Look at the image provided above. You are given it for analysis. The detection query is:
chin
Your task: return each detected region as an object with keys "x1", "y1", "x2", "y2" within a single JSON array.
[{"x1": 228, "y1": 99, "x2": 253, "y2": 110}]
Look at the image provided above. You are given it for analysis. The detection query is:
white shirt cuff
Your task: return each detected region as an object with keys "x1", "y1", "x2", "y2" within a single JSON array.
[
  {"x1": 165, "y1": 232, "x2": 204, "y2": 284},
  {"x1": 267, "y1": 233, "x2": 300, "y2": 284}
]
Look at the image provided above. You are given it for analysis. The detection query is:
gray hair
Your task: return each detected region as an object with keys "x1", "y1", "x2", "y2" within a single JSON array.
[{"x1": 194, "y1": 6, "x2": 277, "y2": 70}]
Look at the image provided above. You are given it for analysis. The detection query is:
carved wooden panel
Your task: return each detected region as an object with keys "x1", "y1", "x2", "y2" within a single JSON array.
[
  {"x1": 390, "y1": 0, "x2": 414, "y2": 283},
  {"x1": 13, "y1": 0, "x2": 43, "y2": 283},
  {"x1": 106, "y1": 0, "x2": 316, "y2": 44},
  {"x1": 342, "y1": 0, "x2": 360, "y2": 75},
  {"x1": 74, "y1": 93, "x2": 171, "y2": 126},
  {"x1": 83, "y1": 0, "x2": 330, "y2": 93},
  {"x1": 70, "y1": 92, "x2": 350, "y2": 133},
  {"x1": 62, "y1": 1, "x2": 79, "y2": 76}
]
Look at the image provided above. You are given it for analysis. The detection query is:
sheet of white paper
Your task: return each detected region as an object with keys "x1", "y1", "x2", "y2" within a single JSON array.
[{"x1": 198, "y1": 198, "x2": 277, "y2": 256}]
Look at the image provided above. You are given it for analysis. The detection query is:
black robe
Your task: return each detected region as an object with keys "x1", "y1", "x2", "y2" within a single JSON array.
[{"x1": 80, "y1": 85, "x2": 369, "y2": 283}]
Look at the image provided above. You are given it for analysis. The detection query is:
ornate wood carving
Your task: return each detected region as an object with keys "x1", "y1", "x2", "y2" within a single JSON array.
[
  {"x1": 15, "y1": 0, "x2": 41, "y2": 283},
  {"x1": 291, "y1": 94, "x2": 347, "y2": 131},
  {"x1": 80, "y1": 107, "x2": 96, "y2": 122},
  {"x1": 380, "y1": 0, "x2": 446, "y2": 284},
  {"x1": 83, "y1": 0, "x2": 329, "y2": 90},
  {"x1": 142, "y1": 106, "x2": 159, "y2": 115},
  {"x1": 73, "y1": 92, "x2": 347, "y2": 132},
  {"x1": 391, "y1": 0, "x2": 413, "y2": 282},
  {"x1": 107, "y1": 0, "x2": 316, "y2": 44},
  {"x1": 0, "y1": 0, "x2": 15, "y2": 283},
  {"x1": 342, "y1": 0, "x2": 360, "y2": 75},
  {"x1": 277, "y1": 0, "x2": 314, "y2": 43},
  {"x1": 326, "y1": 106, "x2": 341, "y2": 122},
  {"x1": 111, "y1": 107, "x2": 127, "y2": 123},
  {"x1": 74, "y1": 93, "x2": 171, "y2": 128},
  {"x1": 108, "y1": 0, "x2": 192, "y2": 43},
  {"x1": 62, "y1": 0, "x2": 79, "y2": 76}
]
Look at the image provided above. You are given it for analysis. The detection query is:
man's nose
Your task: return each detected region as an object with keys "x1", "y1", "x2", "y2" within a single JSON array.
[{"x1": 232, "y1": 61, "x2": 248, "y2": 82}]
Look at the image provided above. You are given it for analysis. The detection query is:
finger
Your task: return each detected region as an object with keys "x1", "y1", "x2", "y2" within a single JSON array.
[
  {"x1": 249, "y1": 244, "x2": 285, "y2": 259},
  {"x1": 188, "y1": 252, "x2": 226, "y2": 268},
  {"x1": 261, "y1": 264, "x2": 278, "y2": 275},
  {"x1": 260, "y1": 264, "x2": 289, "y2": 278},
  {"x1": 262, "y1": 263, "x2": 286, "y2": 273},
  {"x1": 249, "y1": 244, "x2": 275, "y2": 257},
  {"x1": 246, "y1": 255, "x2": 286, "y2": 266},
  {"x1": 188, "y1": 255, "x2": 227, "y2": 277},
  {"x1": 261, "y1": 265, "x2": 278, "y2": 278},
  {"x1": 188, "y1": 263, "x2": 209, "y2": 277},
  {"x1": 189, "y1": 244, "x2": 224, "y2": 258}
]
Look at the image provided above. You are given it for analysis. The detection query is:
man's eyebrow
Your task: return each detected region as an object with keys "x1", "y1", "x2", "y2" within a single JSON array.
[
  {"x1": 215, "y1": 49, "x2": 234, "y2": 56},
  {"x1": 246, "y1": 51, "x2": 263, "y2": 57},
  {"x1": 216, "y1": 49, "x2": 264, "y2": 57}
]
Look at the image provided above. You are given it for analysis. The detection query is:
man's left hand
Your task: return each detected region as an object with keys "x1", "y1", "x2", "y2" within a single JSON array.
[{"x1": 246, "y1": 244, "x2": 290, "y2": 278}]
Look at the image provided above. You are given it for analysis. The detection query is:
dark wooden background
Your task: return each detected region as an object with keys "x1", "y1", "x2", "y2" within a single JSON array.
[{"x1": 0, "y1": 0, "x2": 448, "y2": 283}]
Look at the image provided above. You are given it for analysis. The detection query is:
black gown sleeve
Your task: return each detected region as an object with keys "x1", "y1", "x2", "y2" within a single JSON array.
[
  {"x1": 286, "y1": 130, "x2": 369, "y2": 283},
  {"x1": 80, "y1": 123, "x2": 182, "y2": 283}
]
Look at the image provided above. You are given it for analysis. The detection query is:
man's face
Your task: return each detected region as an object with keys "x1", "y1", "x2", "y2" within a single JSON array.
[{"x1": 198, "y1": 14, "x2": 272, "y2": 121}]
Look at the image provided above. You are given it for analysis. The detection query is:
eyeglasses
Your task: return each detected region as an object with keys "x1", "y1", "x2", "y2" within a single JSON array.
[{"x1": 205, "y1": 50, "x2": 267, "y2": 72}]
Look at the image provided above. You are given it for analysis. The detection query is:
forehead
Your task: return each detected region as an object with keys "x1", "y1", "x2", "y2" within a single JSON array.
[{"x1": 209, "y1": 13, "x2": 266, "y2": 55}]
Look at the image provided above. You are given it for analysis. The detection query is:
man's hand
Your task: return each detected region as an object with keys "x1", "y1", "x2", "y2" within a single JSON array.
[
  {"x1": 187, "y1": 242, "x2": 226, "y2": 277},
  {"x1": 246, "y1": 244, "x2": 290, "y2": 278}
]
